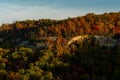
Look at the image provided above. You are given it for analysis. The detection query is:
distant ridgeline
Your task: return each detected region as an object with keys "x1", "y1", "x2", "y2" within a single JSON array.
[{"x1": 0, "y1": 12, "x2": 120, "y2": 48}]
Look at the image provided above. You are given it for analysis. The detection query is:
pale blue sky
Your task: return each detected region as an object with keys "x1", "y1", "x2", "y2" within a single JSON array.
[{"x1": 0, "y1": 0, "x2": 120, "y2": 25}]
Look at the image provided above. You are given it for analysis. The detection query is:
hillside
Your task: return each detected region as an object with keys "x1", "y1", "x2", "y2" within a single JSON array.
[
  {"x1": 0, "y1": 12, "x2": 120, "y2": 48},
  {"x1": 0, "y1": 12, "x2": 120, "y2": 80}
]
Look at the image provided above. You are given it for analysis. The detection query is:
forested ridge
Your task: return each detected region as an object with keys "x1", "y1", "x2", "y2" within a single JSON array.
[
  {"x1": 0, "y1": 12, "x2": 120, "y2": 80},
  {"x1": 0, "y1": 12, "x2": 120, "y2": 39}
]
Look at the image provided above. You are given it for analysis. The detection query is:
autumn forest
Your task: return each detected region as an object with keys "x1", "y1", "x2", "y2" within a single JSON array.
[{"x1": 0, "y1": 12, "x2": 120, "y2": 80}]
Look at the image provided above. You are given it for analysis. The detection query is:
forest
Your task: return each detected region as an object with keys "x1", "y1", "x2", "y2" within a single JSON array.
[{"x1": 0, "y1": 12, "x2": 120, "y2": 80}]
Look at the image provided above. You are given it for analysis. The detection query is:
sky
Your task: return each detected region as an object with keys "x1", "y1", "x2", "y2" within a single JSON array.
[{"x1": 0, "y1": 0, "x2": 120, "y2": 25}]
